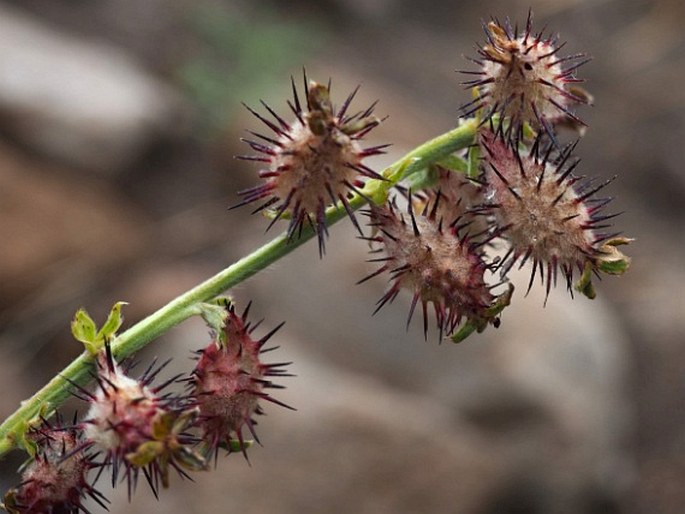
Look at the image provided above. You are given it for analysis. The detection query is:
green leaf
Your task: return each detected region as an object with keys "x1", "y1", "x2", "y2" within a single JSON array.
[
  {"x1": 575, "y1": 262, "x2": 597, "y2": 300},
  {"x1": 578, "y1": 278, "x2": 597, "y2": 299},
  {"x1": 521, "y1": 121, "x2": 537, "y2": 141},
  {"x1": 172, "y1": 408, "x2": 199, "y2": 436},
  {"x1": 13, "y1": 421, "x2": 37, "y2": 458},
  {"x1": 405, "y1": 167, "x2": 438, "y2": 191},
  {"x1": 436, "y1": 155, "x2": 468, "y2": 173},
  {"x1": 96, "y1": 301, "x2": 128, "y2": 342},
  {"x1": 385, "y1": 156, "x2": 421, "y2": 183},
  {"x1": 596, "y1": 237, "x2": 633, "y2": 276},
  {"x1": 598, "y1": 258, "x2": 630, "y2": 275},
  {"x1": 194, "y1": 301, "x2": 230, "y2": 340},
  {"x1": 71, "y1": 309, "x2": 97, "y2": 348},
  {"x1": 151, "y1": 412, "x2": 175, "y2": 440},
  {"x1": 126, "y1": 441, "x2": 163, "y2": 467},
  {"x1": 220, "y1": 438, "x2": 253, "y2": 453},
  {"x1": 72, "y1": 302, "x2": 128, "y2": 355},
  {"x1": 366, "y1": 181, "x2": 390, "y2": 206},
  {"x1": 406, "y1": 159, "x2": 470, "y2": 192},
  {"x1": 175, "y1": 445, "x2": 208, "y2": 472},
  {"x1": 451, "y1": 284, "x2": 514, "y2": 343},
  {"x1": 13, "y1": 404, "x2": 53, "y2": 457},
  {"x1": 451, "y1": 321, "x2": 477, "y2": 344},
  {"x1": 576, "y1": 238, "x2": 632, "y2": 298}
]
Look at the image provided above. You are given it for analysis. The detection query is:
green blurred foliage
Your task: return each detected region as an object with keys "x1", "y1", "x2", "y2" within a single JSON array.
[{"x1": 178, "y1": 3, "x2": 325, "y2": 137}]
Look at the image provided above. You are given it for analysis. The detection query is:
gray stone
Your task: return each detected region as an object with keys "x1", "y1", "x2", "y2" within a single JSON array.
[{"x1": 0, "y1": 5, "x2": 188, "y2": 174}]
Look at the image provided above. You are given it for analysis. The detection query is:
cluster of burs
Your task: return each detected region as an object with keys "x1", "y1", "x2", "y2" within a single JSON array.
[
  {"x1": 236, "y1": 12, "x2": 629, "y2": 339},
  {"x1": 2, "y1": 12, "x2": 630, "y2": 513}
]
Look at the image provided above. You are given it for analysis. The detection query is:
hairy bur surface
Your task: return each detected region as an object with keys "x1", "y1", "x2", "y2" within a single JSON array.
[
  {"x1": 83, "y1": 362, "x2": 158, "y2": 454},
  {"x1": 82, "y1": 350, "x2": 167, "y2": 466},
  {"x1": 237, "y1": 75, "x2": 386, "y2": 256},
  {"x1": 479, "y1": 129, "x2": 616, "y2": 296},
  {"x1": 269, "y1": 114, "x2": 364, "y2": 210},
  {"x1": 191, "y1": 304, "x2": 292, "y2": 459},
  {"x1": 362, "y1": 196, "x2": 498, "y2": 339},
  {"x1": 3, "y1": 419, "x2": 105, "y2": 514},
  {"x1": 415, "y1": 167, "x2": 489, "y2": 236},
  {"x1": 462, "y1": 13, "x2": 591, "y2": 135},
  {"x1": 80, "y1": 347, "x2": 201, "y2": 497}
]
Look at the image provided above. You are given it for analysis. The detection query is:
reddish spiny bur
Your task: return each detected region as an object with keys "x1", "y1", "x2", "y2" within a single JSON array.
[
  {"x1": 3, "y1": 416, "x2": 106, "y2": 514},
  {"x1": 461, "y1": 11, "x2": 591, "y2": 139},
  {"x1": 190, "y1": 303, "x2": 293, "y2": 461},
  {"x1": 80, "y1": 346, "x2": 202, "y2": 497},
  {"x1": 360, "y1": 194, "x2": 502, "y2": 340},
  {"x1": 478, "y1": 128, "x2": 619, "y2": 299},
  {"x1": 235, "y1": 71, "x2": 387, "y2": 256}
]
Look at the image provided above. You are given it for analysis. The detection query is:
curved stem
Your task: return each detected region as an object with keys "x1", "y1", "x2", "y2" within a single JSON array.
[{"x1": 0, "y1": 119, "x2": 476, "y2": 458}]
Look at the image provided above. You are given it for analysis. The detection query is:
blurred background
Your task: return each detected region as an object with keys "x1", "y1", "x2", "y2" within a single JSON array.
[{"x1": 0, "y1": 0, "x2": 683, "y2": 512}]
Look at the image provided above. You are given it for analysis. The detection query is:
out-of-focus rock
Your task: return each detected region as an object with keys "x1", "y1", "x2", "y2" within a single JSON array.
[
  {"x1": 0, "y1": 5, "x2": 188, "y2": 174},
  {"x1": 434, "y1": 267, "x2": 636, "y2": 513},
  {"x1": 0, "y1": 142, "x2": 148, "y2": 305}
]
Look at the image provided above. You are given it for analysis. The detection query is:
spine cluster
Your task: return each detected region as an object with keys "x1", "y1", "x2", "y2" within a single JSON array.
[
  {"x1": 236, "y1": 72, "x2": 386, "y2": 256},
  {"x1": 478, "y1": 128, "x2": 617, "y2": 299},
  {"x1": 3, "y1": 302, "x2": 291, "y2": 512},
  {"x1": 189, "y1": 303, "x2": 293, "y2": 461},
  {"x1": 80, "y1": 345, "x2": 202, "y2": 496},
  {"x1": 230, "y1": 12, "x2": 628, "y2": 340},
  {"x1": 461, "y1": 11, "x2": 592, "y2": 138},
  {"x1": 3, "y1": 417, "x2": 105, "y2": 514},
  {"x1": 361, "y1": 195, "x2": 500, "y2": 339}
]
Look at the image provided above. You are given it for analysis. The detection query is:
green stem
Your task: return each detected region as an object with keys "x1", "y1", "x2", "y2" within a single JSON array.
[{"x1": 0, "y1": 119, "x2": 476, "y2": 459}]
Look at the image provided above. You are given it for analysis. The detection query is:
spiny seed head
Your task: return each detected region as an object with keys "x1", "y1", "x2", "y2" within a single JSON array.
[
  {"x1": 235, "y1": 71, "x2": 386, "y2": 256},
  {"x1": 412, "y1": 166, "x2": 488, "y2": 235},
  {"x1": 360, "y1": 195, "x2": 502, "y2": 340},
  {"x1": 461, "y1": 11, "x2": 591, "y2": 136},
  {"x1": 190, "y1": 303, "x2": 293, "y2": 459},
  {"x1": 81, "y1": 346, "x2": 203, "y2": 496},
  {"x1": 83, "y1": 353, "x2": 159, "y2": 453},
  {"x1": 478, "y1": 128, "x2": 618, "y2": 298},
  {"x1": 3, "y1": 416, "x2": 104, "y2": 514}
]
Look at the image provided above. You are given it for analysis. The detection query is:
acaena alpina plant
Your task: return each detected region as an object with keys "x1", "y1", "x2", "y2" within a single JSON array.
[
  {"x1": 235, "y1": 72, "x2": 387, "y2": 256},
  {"x1": 360, "y1": 194, "x2": 510, "y2": 340},
  {"x1": 412, "y1": 166, "x2": 488, "y2": 236},
  {"x1": 461, "y1": 11, "x2": 592, "y2": 138},
  {"x1": 2, "y1": 415, "x2": 106, "y2": 514},
  {"x1": 1, "y1": 11, "x2": 632, "y2": 513},
  {"x1": 189, "y1": 302, "x2": 293, "y2": 462},
  {"x1": 79, "y1": 343, "x2": 205, "y2": 497},
  {"x1": 477, "y1": 127, "x2": 619, "y2": 300}
]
